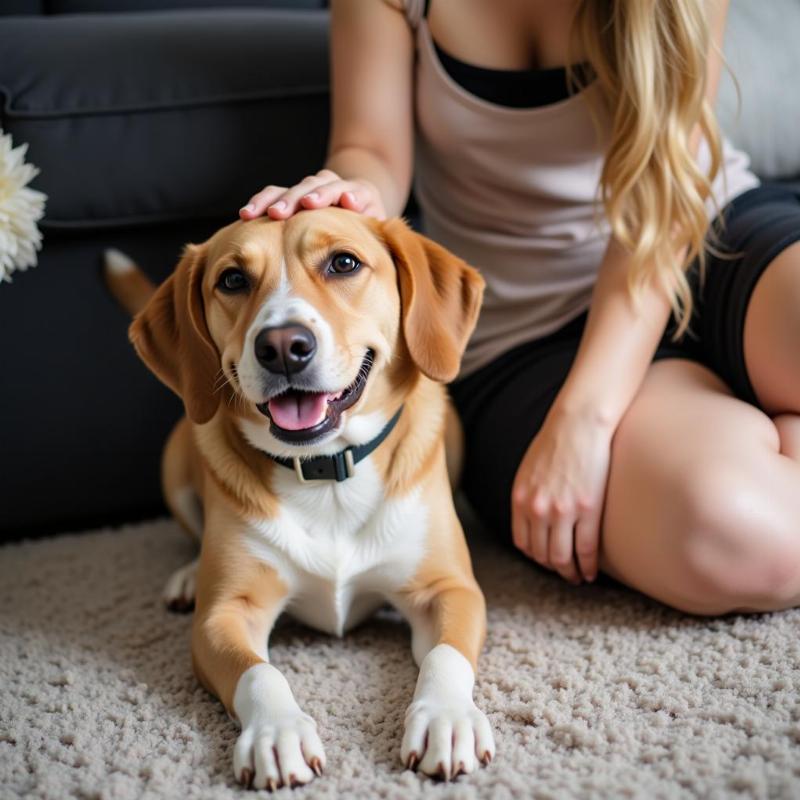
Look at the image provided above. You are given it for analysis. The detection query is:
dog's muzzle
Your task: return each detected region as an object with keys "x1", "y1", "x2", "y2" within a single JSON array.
[{"x1": 256, "y1": 349, "x2": 375, "y2": 445}]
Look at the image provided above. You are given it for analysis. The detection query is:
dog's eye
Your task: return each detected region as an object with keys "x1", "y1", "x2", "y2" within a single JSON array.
[
  {"x1": 328, "y1": 252, "x2": 361, "y2": 275},
  {"x1": 218, "y1": 268, "x2": 249, "y2": 293}
]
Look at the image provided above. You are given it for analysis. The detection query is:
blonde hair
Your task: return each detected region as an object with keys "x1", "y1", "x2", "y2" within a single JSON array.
[{"x1": 571, "y1": 0, "x2": 723, "y2": 337}]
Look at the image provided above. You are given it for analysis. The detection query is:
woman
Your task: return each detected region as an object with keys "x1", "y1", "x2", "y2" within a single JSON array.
[{"x1": 240, "y1": 0, "x2": 800, "y2": 616}]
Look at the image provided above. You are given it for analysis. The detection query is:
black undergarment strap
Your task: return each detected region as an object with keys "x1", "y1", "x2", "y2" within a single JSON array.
[{"x1": 268, "y1": 407, "x2": 404, "y2": 482}]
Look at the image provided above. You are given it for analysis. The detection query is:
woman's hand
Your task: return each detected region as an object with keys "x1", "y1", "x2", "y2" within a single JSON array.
[
  {"x1": 511, "y1": 404, "x2": 614, "y2": 584},
  {"x1": 239, "y1": 169, "x2": 386, "y2": 221}
]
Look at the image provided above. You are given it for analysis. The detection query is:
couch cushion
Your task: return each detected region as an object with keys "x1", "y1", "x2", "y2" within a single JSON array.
[
  {"x1": 0, "y1": 9, "x2": 330, "y2": 229},
  {"x1": 716, "y1": 0, "x2": 800, "y2": 180}
]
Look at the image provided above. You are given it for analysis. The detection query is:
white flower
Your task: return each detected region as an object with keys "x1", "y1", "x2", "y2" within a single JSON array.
[{"x1": 0, "y1": 130, "x2": 47, "y2": 283}]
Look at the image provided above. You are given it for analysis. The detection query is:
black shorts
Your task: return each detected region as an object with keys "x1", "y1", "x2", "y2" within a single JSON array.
[{"x1": 449, "y1": 183, "x2": 800, "y2": 538}]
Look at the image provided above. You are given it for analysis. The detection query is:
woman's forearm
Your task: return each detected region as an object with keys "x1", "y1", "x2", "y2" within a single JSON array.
[{"x1": 554, "y1": 237, "x2": 674, "y2": 429}]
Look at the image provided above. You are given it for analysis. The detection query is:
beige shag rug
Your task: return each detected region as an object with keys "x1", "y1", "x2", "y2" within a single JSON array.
[{"x1": 1, "y1": 512, "x2": 799, "y2": 800}]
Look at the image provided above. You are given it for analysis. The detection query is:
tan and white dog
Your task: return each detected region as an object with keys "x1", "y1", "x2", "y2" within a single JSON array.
[{"x1": 105, "y1": 208, "x2": 494, "y2": 790}]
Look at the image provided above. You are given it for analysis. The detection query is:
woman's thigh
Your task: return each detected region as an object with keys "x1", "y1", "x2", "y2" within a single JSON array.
[{"x1": 600, "y1": 357, "x2": 800, "y2": 616}]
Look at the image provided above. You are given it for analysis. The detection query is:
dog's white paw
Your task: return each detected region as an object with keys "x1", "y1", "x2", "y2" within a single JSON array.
[
  {"x1": 233, "y1": 663, "x2": 326, "y2": 791},
  {"x1": 234, "y1": 711, "x2": 325, "y2": 790},
  {"x1": 163, "y1": 558, "x2": 198, "y2": 612},
  {"x1": 402, "y1": 698, "x2": 494, "y2": 779},
  {"x1": 401, "y1": 644, "x2": 495, "y2": 780}
]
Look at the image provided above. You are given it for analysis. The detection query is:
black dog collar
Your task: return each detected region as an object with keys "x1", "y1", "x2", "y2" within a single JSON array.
[{"x1": 267, "y1": 407, "x2": 404, "y2": 483}]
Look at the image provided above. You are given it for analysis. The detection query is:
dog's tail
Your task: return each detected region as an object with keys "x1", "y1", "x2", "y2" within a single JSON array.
[{"x1": 102, "y1": 248, "x2": 156, "y2": 317}]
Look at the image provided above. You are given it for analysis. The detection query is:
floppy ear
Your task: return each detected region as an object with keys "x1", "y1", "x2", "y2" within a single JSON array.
[
  {"x1": 129, "y1": 244, "x2": 220, "y2": 424},
  {"x1": 379, "y1": 218, "x2": 484, "y2": 383}
]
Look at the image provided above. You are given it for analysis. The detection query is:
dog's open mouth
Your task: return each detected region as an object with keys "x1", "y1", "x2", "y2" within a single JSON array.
[{"x1": 256, "y1": 350, "x2": 374, "y2": 444}]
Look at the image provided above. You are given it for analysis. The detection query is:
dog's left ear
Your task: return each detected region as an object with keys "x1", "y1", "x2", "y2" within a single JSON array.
[
  {"x1": 129, "y1": 244, "x2": 220, "y2": 424},
  {"x1": 378, "y1": 218, "x2": 484, "y2": 383}
]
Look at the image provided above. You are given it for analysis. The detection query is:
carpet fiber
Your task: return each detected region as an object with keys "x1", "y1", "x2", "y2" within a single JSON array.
[{"x1": 1, "y1": 515, "x2": 799, "y2": 799}]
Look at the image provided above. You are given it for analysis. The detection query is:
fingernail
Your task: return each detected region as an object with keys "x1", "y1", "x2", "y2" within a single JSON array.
[
  {"x1": 270, "y1": 201, "x2": 286, "y2": 210},
  {"x1": 240, "y1": 204, "x2": 254, "y2": 213},
  {"x1": 304, "y1": 192, "x2": 319, "y2": 202},
  {"x1": 587, "y1": 573, "x2": 597, "y2": 582}
]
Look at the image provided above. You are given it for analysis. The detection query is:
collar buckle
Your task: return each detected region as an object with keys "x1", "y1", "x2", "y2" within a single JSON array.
[
  {"x1": 342, "y1": 448, "x2": 356, "y2": 480},
  {"x1": 292, "y1": 456, "x2": 308, "y2": 484},
  {"x1": 291, "y1": 447, "x2": 356, "y2": 484}
]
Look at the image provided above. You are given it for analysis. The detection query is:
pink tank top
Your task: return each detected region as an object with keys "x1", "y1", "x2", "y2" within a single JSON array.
[{"x1": 398, "y1": 0, "x2": 760, "y2": 376}]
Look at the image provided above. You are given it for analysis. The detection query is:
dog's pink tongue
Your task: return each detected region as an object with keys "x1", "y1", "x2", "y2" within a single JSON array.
[{"x1": 268, "y1": 392, "x2": 329, "y2": 431}]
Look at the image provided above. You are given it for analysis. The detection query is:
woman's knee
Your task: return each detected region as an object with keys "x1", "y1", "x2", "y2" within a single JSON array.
[{"x1": 672, "y1": 459, "x2": 800, "y2": 613}]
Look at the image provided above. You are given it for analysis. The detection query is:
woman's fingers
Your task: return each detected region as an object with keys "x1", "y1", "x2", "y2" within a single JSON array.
[
  {"x1": 266, "y1": 175, "x2": 330, "y2": 219},
  {"x1": 239, "y1": 170, "x2": 385, "y2": 222},
  {"x1": 299, "y1": 180, "x2": 366, "y2": 212},
  {"x1": 528, "y1": 516, "x2": 550, "y2": 567},
  {"x1": 513, "y1": 483, "x2": 592, "y2": 585},
  {"x1": 526, "y1": 492, "x2": 550, "y2": 567},
  {"x1": 574, "y1": 512, "x2": 600, "y2": 582},
  {"x1": 340, "y1": 189, "x2": 367, "y2": 212},
  {"x1": 301, "y1": 180, "x2": 387, "y2": 218},
  {"x1": 240, "y1": 185, "x2": 287, "y2": 219},
  {"x1": 549, "y1": 506, "x2": 581, "y2": 584},
  {"x1": 243, "y1": 170, "x2": 343, "y2": 220},
  {"x1": 510, "y1": 486, "x2": 530, "y2": 554}
]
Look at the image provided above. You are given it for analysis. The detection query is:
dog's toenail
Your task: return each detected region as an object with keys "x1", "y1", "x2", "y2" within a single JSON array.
[{"x1": 240, "y1": 768, "x2": 253, "y2": 787}]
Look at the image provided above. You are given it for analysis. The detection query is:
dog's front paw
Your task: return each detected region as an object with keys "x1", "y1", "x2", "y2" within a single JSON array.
[
  {"x1": 401, "y1": 644, "x2": 494, "y2": 780},
  {"x1": 233, "y1": 663, "x2": 326, "y2": 791},
  {"x1": 234, "y1": 712, "x2": 325, "y2": 791},
  {"x1": 401, "y1": 698, "x2": 494, "y2": 780}
]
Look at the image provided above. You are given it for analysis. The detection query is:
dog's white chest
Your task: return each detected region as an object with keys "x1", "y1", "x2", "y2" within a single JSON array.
[{"x1": 243, "y1": 458, "x2": 428, "y2": 636}]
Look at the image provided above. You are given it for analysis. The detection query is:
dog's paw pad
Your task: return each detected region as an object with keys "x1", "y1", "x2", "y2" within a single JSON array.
[
  {"x1": 401, "y1": 701, "x2": 494, "y2": 781},
  {"x1": 234, "y1": 712, "x2": 325, "y2": 791},
  {"x1": 163, "y1": 558, "x2": 198, "y2": 613}
]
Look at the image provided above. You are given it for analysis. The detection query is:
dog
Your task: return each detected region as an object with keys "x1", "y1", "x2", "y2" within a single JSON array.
[{"x1": 104, "y1": 208, "x2": 494, "y2": 790}]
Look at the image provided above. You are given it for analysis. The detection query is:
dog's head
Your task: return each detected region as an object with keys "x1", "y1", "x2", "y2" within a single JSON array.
[{"x1": 130, "y1": 208, "x2": 483, "y2": 454}]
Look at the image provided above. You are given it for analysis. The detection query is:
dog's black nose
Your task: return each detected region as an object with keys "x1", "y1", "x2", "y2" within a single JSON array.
[{"x1": 254, "y1": 324, "x2": 317, "y2": 375}]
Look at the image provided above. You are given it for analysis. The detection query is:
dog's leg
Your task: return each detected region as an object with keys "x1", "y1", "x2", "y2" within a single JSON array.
[
  {"x1": 393, "y1": 529, "x2": 495, "y2": 780},
  {"x1": 443, "y1": 399, "x2": 465, "y2": 489},
  {"x1": 192, "y1": 521, "x2": 324, "y2": 791},
  {"x1": 162, "y1": 418, "x2": 203, "y2": 612}
]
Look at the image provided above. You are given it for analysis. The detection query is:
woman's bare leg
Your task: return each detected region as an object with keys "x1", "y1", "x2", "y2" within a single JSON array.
[{"x1": 599, "y1": 359, "x2": 800, "y2": 615}]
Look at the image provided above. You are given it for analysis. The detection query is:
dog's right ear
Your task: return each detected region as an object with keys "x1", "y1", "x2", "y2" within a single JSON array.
[{"x1": 129, "y1": 244, "x2": 220, "y2": 425}]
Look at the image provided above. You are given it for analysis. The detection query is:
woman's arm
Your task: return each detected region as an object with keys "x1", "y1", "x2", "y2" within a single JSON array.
[
  {"x1": 512, "y1": 0, "x2": 730, "y2": 583},
  {"x1": 241, "y1": 0, "x2": 414, "y2": 220}
]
